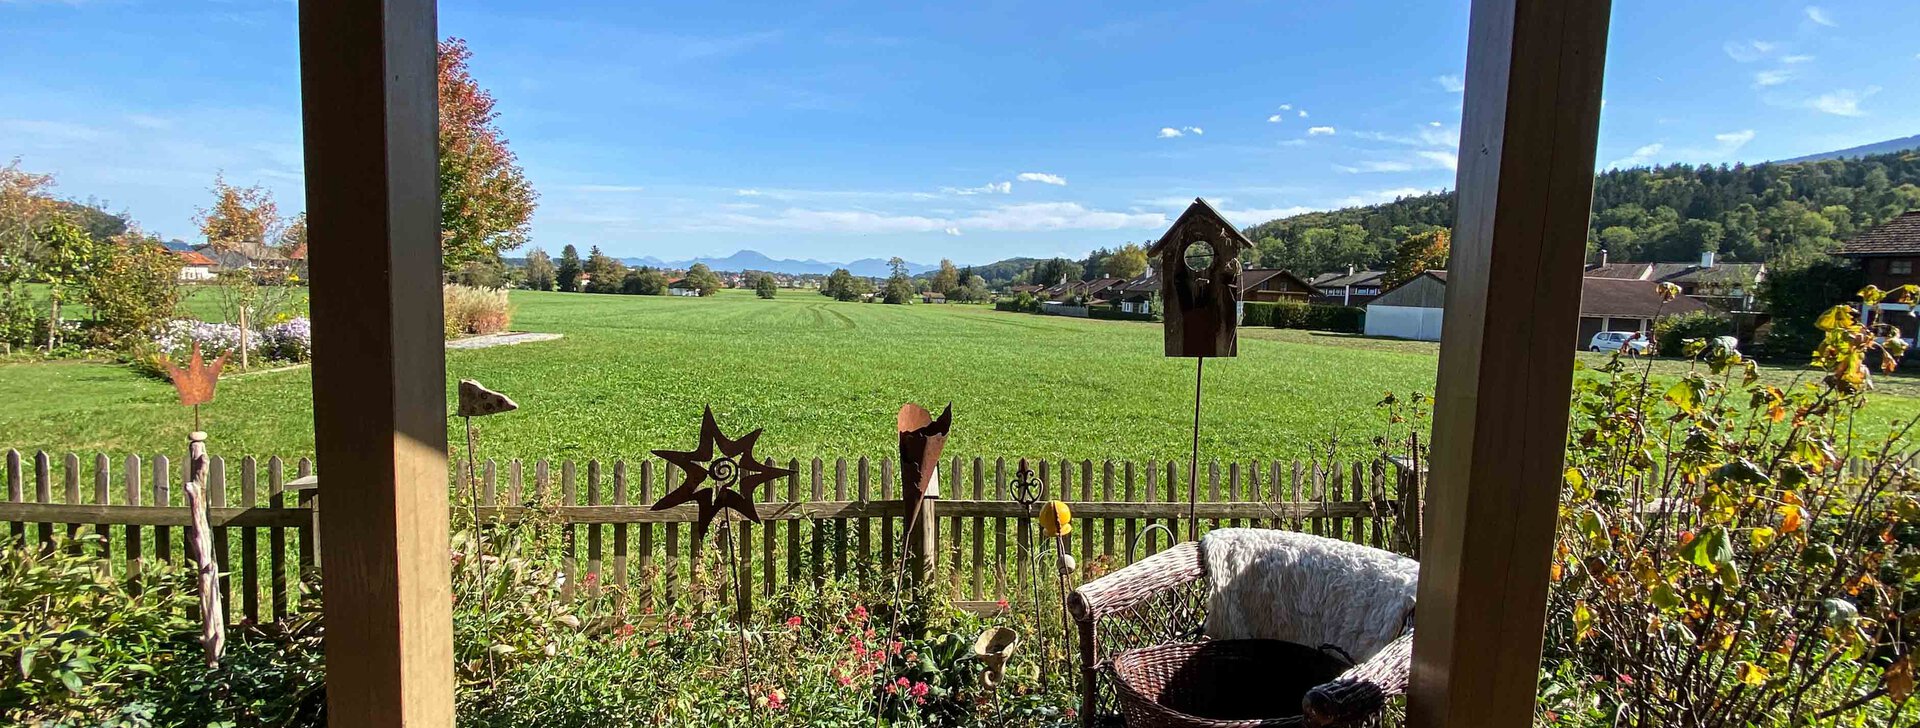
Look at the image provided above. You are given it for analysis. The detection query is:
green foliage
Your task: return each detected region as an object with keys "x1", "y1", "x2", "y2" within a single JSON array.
[
  {"x1": 1103, "y1": 243, "x2": 1149, "y2": 280},
  {"x1": 555, "y1": 244, "x2": 582, "y2": 292},
  {"x1": 994, "y1": 292, "x2": 1042, "y2": 314},
  {"x1": 1269, "y1": 300, "x2": 1309, "y2": 329},
  {"x1": 684, "y1": 263, "x2": 724, "y2": 297},
  {"x1": 1304, "y1": 305, "x2": 1365, "y2": 333},
  {"x1": 82, "y1": 234, "x2": 183, "y2": 347},
  {"x1": 1757, "y1": 258, "x2": 1866, "y2": 360},
  {"x1": 754, "y1": 273, "x2": 778, "y2": 299},
  {"x1": 581, "y1": 246, "x2": 626, "y2": 294},
  {"x1": 437, "y1": 38, "x2": 537, "y2": 273},
  {"x1": 522, "y1": 247, "x2": 556, "y2": 291},
  {"x1": 0, "y1": 283, "x2": 38, "y2": 350},
  {"x1": 621, "y1": 266, "x2": 669, "y2": 296},
  {"x1": 1242, "y1": 301, "x2": 1275, "y2": 327},
  {"x1": 1029, "y1": 257, "x2": 1082, "y2": 287},
  {"x1": 1546, "y1": 290, "x2": 1920, "y2": 726},
  {"x1": 1651, "y1": 310, "x2": 1732, "y2": 359},
  {"x1": 1087, "y1": 306, "x2": 1156, "y2": 322},
  {"x1": 1383, "y1": 228, "x2": 1449, "y2": 288}
]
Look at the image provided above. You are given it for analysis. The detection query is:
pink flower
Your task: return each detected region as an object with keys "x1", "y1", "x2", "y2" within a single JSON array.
[
  {"x1": 786, "y1": 616, "x2": 804, "y2": 628},
  {"x1": 851, "y1": 604, "x2": 869, "y2": 622},
  {"x1": 583, "y1": 572, "x2": 599, "y2": 587},
  {"x1": 766, "y1": 688, "x2": 787, "y2": 710},
  {"x1": 837, "y1": 674, "x2": 854, "y2": 687},
  {"x1": 909, "y1": 681, "x2": 930, "y2": 698}
]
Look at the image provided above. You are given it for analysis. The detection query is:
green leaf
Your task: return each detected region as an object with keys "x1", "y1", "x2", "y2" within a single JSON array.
[{"x1": 1714, "y1": 459, "x2": 1774, "y2": 487}]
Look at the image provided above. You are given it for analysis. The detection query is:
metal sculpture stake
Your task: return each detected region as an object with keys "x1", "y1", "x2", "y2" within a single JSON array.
[
  {"x1": 1040, "y1": 499, "x2": 1076, "y2": 682},
  {"x1": 454, "y1": 379, "x2": 517, "y2": 681},
  {"x1": 876, "y1": 403, "x2": 951, "y2": 726},
  {"x1": 1010, "y1": 461, "x2": 1049, "y2": 687},
  {"x1": 165, "y1": 343, "x2": 229, "y2": 667},
  {"x1": 650, "y1": 406, "x2": 795, "y2": 717}
]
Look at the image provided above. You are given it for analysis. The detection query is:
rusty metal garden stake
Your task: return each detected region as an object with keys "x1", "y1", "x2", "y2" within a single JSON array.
[{"x1": 164, "y1": 343, "x2": 230, "y2": 667}]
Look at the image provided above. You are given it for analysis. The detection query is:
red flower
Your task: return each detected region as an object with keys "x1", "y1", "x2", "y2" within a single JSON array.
[
  {"x1": 851, "y1": 604, "x2": 869, "y2": 622},
  {"x1": 909, "y1": 681, "x2": 930, "y2": 698},
  {"x1": 583, "y1": 572, "x2": 599, "y2": 587},
  {"x1": 786, "y1": 616, "x2": 804, "y2": 628}
]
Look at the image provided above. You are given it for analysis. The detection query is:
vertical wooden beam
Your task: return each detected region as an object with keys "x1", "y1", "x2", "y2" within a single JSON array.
[
  {"x1": 299, "y1": 0, "x2": 452, "y2": 725},
  {"x1": 1409, "y1": 1, "x2": 1611, "y2": 727}
]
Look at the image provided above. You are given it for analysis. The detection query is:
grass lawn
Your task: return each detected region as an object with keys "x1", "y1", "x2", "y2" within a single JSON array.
[{"x1": 1, "y1": 287, "x2": 1916, "y2": 465}]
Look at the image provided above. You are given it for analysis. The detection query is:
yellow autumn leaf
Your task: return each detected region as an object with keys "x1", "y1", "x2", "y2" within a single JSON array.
[
  {"x1": 1039, "y1": 500, "x2": 1072, "y2": 538},
  {"x1": 1735, "y1": 661, "x2": 1770, "y2": 686},
  {"x1": 1780, "y1": 505, "x2": 1804, "y2": 534},
  {"x1": 1750, "y1": 527, "x2": 1776, "y2": 551},
  {"x1": 1573, "y1": 601, "x2": 1594, "y2": 643}
]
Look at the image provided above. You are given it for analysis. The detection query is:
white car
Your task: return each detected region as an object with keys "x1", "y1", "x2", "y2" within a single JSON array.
[{"x1": 1588, "y1": 331, "x2": 1650, "y2": 355}]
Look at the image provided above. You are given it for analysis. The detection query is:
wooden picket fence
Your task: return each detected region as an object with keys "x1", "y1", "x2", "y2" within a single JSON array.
[{"x1": 0, "y1": 450, "x2": 1422, "y2": 623}]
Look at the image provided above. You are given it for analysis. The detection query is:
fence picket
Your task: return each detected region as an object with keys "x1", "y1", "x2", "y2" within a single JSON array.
[
  {"x1": 833, "y1": 458, "x2": 848, "y2": 582},
  {"x1": 5, "y1": 450, "x2": 20, "y2": 546},
  {"x1": 270, "y1": 457, "x2": 288, "y2": 620},
  {"x1": 785, "y1": 459, "x2": 801, "y2": 595},
  {"x1": 561, "y1": 461, "x2": 577, "y2": 602},
  {"x1": 613, "y1": 460, "x2": 629, "y2": 596},
  {"x1": 93, "y1": 454, "x2": 111, "y2": 565},
  {"x1": 63, "y1": 453, "x2": 81, "y2": 552},
  {"x1": 241, "y1": 458, "x2": 261, "y2": 624},
  {"x1": 210, "y1": 457, "x2": 231, "y2": 621},
  {"x1": 35, "y1": 451, "x2": 52, "y2": 553},
  {"x1": 993, "y1": 458, "x2": 1008, "y2": 603},
  {"x1": 971, "y1": 458, "x2": 985, "y2": 600},
  {"x1": 152, "y1": 455, "x2": 171, "y2": 564},
  {"x1": 639, "y1": 460, "x2": 655, "y2": 609},
  {"x1": 586, "y1": 460, "x2": 602, "y2": 597}
]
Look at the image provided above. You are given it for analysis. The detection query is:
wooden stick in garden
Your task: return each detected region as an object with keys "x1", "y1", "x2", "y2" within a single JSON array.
[{"x1": 184, "y1": 431, "x2": 225, "y2": 666}]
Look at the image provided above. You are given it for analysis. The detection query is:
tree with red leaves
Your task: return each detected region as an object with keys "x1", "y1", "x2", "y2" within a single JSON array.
[{"x1": 438, "y1": 37, "x2": 536, "y2": 274}]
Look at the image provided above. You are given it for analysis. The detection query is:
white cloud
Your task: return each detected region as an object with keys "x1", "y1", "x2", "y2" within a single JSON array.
[
  {"x1": 1308, "y1": 126, "x2": 1336, "y2": 136},
  {"x1": 1607, "y1": 143, "x2": 1664, "y2": 169},
  {"x1": 1016, "y1": 172, "x2": 1067, "y2": 186},
  {"x1": 1806, "y1": 86, "x2": 1881, "y2": 116},
  {"x1": 1187, "y1": 126, "x2": 1204, "y2": 135},
  {"x1": 1219, "y1": 206, "x2": 1316, "y2": 225},
  {"x1": 1714, "y1": 129, "x2": 1756, "y2": 151},
  {"x1": 736, "y1": 188, "x2": 762, "y2": 196},
  {"x1": 1336, "y1": 188, "x2": 1433, "y2": 207},
  {"x1": 958, "y1": 202, "x2": 1165, "y2": 232},
  {"x1": 1754, "y1": 69, "x2": 1795, "y2": 87},
  {"x1": 1278, "y1": 104, "x2": 1293, "y2": 111},
  {"x1": 1298, "y1": 110, "x2": 1308, "y2": 118},
  {"x1": 1158, "y1": 127, "x2": 1183, "y2": 138},
  {"x1": 1277, "y1": 139, "x2": 1308, "y2": 147},
  {"x1": 1428, "y1": 121, "x2": 1443, "y2": 127},
  {"x1": 1805, "y1": 6, "x2": 1837, "y2": 27},
  {"x1": 1415, "y1": 150, "x2": 1459, "y2": 171},
  {"x1": 1435, "y1": 74, "x2": 1466, "y2": 93},
  {"x1": 1337, "y1": 160, "x2": 1417, "y2": 173},
  {"x1": 1267, "y1": 114, "x2": 1284, "y2": 123},
  {"x1": 1724, "y1": 39, "x2": 1777, "y2": 63},
  {"x1": 943, "y1": 227, "x2": 962, "y2": 236},
  {"x1": 1782, "y1": 54, "x2": 1815, "y2": 64},
  {"x1": 941, "y1": 181, "x2": 1012, "y2": 195}
]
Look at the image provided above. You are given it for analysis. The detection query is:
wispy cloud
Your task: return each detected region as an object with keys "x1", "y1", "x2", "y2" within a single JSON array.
[
  {"x1": 1804, "y1": 6, "x2": 1837, "y2": 27},
  {"x1": 1435, "y1": 74, "x2": 1465, "y2": 93},
  {"x1": 1415, "y1": 150, "x2": 1459, "y2": 171},
  {"x1": 1723, "y1": 39, "x2": 1777, "y2": 63},
  {"x1": 1017, "y1": 172, "x2": 1068, "y2": 186},
  {"x1": 1336, "y1": 160, "x2": 1416, "y2": 174},
  {"x1": 941, "y1": 181, "x2": 1012, "y2": 195},
  {"x1": 688, "y1": 201, "x2": 1165, "y2": 235},
  {"x1": 943, "y1": 227, "x2": 962, "y2": 236},
  {"x1": 1336, "y1": 187, "x2": 1435, "y2": 207},
  {"x1": 1158, "y1": 126, "x2": 1203, "y2": 138},
  {"x1": 1267, "y1": 114, "x2": 1283, "y2": 123},
  {"x1": 1308, "y1": 126, "x2": 1336, "y2": 136},
  {"x1": 1607, "y1": 143, "x2": 1664, "y2": 169},
  {"x1": 959, "y1": 202, "x2": 1165, "y2": 232},
  {"x1": 1805, "y1": 86, "x2": 1881, "y2": 116},
  {"x1": 1754, "y1": 69, "x2": 1796, "y2": 87},
  {"x1": 736, "y1": 189, "x2": 762, "y2": 196},
  {"x1": 1714, "y1": 129, "x2": 1757, "y2": 151},
  {"x1": 1782, "y1": 54, "x2": 1815, "y2": 64}
]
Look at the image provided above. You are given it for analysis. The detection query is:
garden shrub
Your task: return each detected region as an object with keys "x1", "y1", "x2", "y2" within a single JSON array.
[
  {"x1": 258, "y1": 317, "x2": 314, "y2": 362},
  {"x1": 1269, "y1": 300, "x2": 1310, "y2": 329},
  {"x1": 1241, "y1": 301, "x2": 1274, "y2": 327},
  {"x1": 0, "y1": 284, "x2": 37, "y2": 352},
  {"x1": 1303, "y1": 304, "x2": 1365, "y2": 333},
  {"x1": 1538, "y1": 287, "x2": 1920, "y2": 727},
  {"x1": 1652, "y1": 310, "x2": 1733, "y2": 358},
  {"x1": 444, "y1": 284, "x2": 512, "y2": 338},
  {"x1": 81, "y1": 238, "x2": 183, "y2": 347}
]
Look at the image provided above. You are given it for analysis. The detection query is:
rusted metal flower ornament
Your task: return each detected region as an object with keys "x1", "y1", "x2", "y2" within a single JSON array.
[
  {"x1": 650, "y1": 406, "x2": 795, "y2": 541},
  {"x1": 897, "y1": 403, "x2": 952, "y2": 513},
  {"x1": 166, "y1": 343, "x2": 230, "y2": 413}
]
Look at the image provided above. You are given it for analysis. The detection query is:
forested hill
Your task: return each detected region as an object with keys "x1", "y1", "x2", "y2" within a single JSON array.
[{"x1": 1241, "y1": 148, "x2": 1920, "y2": 277}]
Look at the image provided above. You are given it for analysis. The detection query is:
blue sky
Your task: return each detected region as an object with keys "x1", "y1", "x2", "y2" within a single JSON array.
[{"x1": 1, "y1": 1, "x2": 1914, "y2": 265}]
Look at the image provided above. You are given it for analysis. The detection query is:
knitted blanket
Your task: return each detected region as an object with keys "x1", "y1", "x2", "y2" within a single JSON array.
[{"x1": 1200, "y1": 528, "x2": 1417, "y2": 662}]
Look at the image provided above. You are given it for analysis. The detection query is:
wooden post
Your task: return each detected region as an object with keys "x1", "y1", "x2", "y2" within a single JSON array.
[
  {"x1": 183, "y1": 432, "x2": 225, "y2": 666},
  {"x1": 299, "y1": 0, "x2": 453, "y2": 724},
  {"x1": 1408, "y1": 1, "x2": 1611, "y2": 727}
]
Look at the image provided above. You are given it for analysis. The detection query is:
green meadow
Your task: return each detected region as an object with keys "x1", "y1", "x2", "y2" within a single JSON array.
[{"x1": 2, "y1": 287, "x2": 1916, "y2": 465}]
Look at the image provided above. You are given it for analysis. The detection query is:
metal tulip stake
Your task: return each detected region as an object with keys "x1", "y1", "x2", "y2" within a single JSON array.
[
  {"x1": 650, "y1": 406, "x2": 795, "y2": 719},
  {"x1": 1010, "y1": 461, "x2": 1052, "y2": 687},
  {"x1": 876, "y1": 402, "x2": 951, "y2": 726},
  {"x1": 164, "y1": 343, "x2": 230, "y2": 667}
]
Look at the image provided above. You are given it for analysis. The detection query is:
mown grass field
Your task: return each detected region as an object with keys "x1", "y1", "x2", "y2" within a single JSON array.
[{"x1": 2, "y1": 287, "x2": 1917, "y2": 465}]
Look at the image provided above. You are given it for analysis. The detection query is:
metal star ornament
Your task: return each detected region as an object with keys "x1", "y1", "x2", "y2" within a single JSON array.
[{"x1": 650, "y1": 406, "x2": 795, "y2": 540}]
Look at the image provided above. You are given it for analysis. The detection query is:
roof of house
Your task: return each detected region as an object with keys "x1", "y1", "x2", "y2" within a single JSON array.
[
  {"x1": 1240, "y1": 268, "x2": 1315, "y2": 292},
  {"x1": 1835, "y1": 210, "x2": 1920, "y2": 257},
  {"x1": 1585, "y1": 261, "x2": 1764, "y2": 286},
  {"x1": 1579, "y1": 277, "x2": 1714, "y2": 319},
  {"x1": 175, "y1": 250, "x2": 217, "y2": 267},
  {"x1": 1310, "y1": 270, "x2": 1387, "y2": 288},
  {"x1": 1081, "y1": 278, "x2": 1125, "y2": 298}
]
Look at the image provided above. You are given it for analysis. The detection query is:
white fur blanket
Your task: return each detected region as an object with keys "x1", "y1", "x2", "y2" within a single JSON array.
[{"x1": 1201, "y1": 528, "x2": 1417, "y2": 662}]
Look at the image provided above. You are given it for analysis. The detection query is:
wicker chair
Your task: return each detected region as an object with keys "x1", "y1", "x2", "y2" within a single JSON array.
[{"x1": 1067, "y1": 529, "x2": 1417, "y2": 727}]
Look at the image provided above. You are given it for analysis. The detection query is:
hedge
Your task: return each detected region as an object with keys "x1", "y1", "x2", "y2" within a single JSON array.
[
  {"x1": 1263, "y1": 300, "x2": 1363, "y2": 333},
  {"x1": 1242, "y1": 302, "x2": 1275, "y2": 327},
  {"x1": 1089, "y1": 307, "x2": 1158, "y2": 322},
  {"x1": 1653, "y1": 310, "x2": 1733, "y2": 357}
]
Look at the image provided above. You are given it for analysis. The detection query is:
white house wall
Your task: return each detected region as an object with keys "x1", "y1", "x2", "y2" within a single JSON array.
[{"x1": 1365, "y1": 305, "x2": 1444, "y2": 341}]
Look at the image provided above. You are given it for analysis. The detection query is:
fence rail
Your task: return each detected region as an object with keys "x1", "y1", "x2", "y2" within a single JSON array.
[{"x1": 1, "y1": 450, "x2": 1421, "y2": 622}]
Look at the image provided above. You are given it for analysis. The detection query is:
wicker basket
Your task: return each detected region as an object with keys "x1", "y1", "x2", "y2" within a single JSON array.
[{"x1": 1109, "y1": 640, "x2": 1352, "y2": 728}]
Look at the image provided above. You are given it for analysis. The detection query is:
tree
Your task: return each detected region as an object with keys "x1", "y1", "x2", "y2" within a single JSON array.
[
  {"x1": 822, "y1": 268, "x2": 867, "y2": 301},
  {"x1": 1105, "y1": 243, "x2": 1149, "y2": 280},
  {"x1": 1031, "y1": 257, "x2": 1082, "y2": 286},
  {"x1": 930, "y1": 259, "x2": 961, "y2": 295},
  {"x1": 0, "y1": 160, "x2": 59, "y2": 287},
  {"x1": 278, "y1": 212, "x2": 307, "y2": 254},
  {"x1": 622, "y1": 266, "x2": 668, "y2": 295},
  {"x1": 438, "y1": 37, "x2": 536, "y2": 273},
  {"x1": 888, "y1": 256, "x2": 910, "y2": 279},
  {"x1": 753, "y1": 273, "x2": 778, "y2": 299},
  {"x1": 83, "y1": 230, "x2": 182, "y2": 346},
  {"x1": 882, "y1": 273, "x2": 915, "y2": 305},
  {"x1": 556, "y1": 244, "x2": 582, "y2": 292},
  {"x1": 196, "y1": 174, "x2": 282, "y2": 249},
  {"x1": 35, "y1": 217, "x2": 103, "y2": 352},
  {"x1": 960, "y1": 274, "x2": 989, "y2": 302},
  {"x1": 684, "y1": 263, "x2": 723, "y2": 296},
  {"x1": 1383, "y1": 229, "x2": 1450, "y2": 288},
  {"x1": 1081, "y1": 247, "x2": 1115, "y2": 281},
  {"x1": 523, "y1": 247, "x2": 555, "y2": 291},
  {"x1": 583, "y1": 245, "x2": 625, "y2": 293}
]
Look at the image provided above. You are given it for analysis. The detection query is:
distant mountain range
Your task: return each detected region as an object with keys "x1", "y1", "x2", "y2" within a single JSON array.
[
  {"x1": 1778, "y1": 134, "x2": 1920, "y2": 164},
  {"x1": 618, "y1": 250, "x2": 939, "y2": 278}
]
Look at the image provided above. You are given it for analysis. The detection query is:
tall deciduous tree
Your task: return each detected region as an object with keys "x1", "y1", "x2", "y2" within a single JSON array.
[
  {"x1": 582, "y1": 245, "x2": 625, "y2": 293},
  {"x1": 1105, "y1": 243, "x2": 1149, "y2": 280},
  {"x1": 1383, "y1": 228, "x2": 1450, "y2": 288},
  {"x1": 35, "y1": 217, "x2": 102, "y2": 352},
  {"x1": 0, "y1": 160, "x2": 59, "y2": 286},
  {"x1": 1031, "y1": 257, "x2": 1082, "y2": 286},
  {"x1": 556, "y1": 244, "x2": 582, "y2": 292},
  {"x1": 930, "y1": 259, "x2": 960, "y2": 295},
  {"x1": 684, "y1": 263, "x2": 723, "y2": 296},
  {"x1": 438, "y1": 37, "x2": 536, "y2": 273},
  {"x1": 753, "y1": 273, "x2": 777, "y2": 299},
  {"x1": 522, "y1": 247, "x2": 555, "y2": 291},
  {"x1": 196, "y1": 174, "x2": 282, "y2": 249}
]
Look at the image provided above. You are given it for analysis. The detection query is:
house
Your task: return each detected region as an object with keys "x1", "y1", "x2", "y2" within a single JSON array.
[
  {"x1": 1834, "y1": 210, "x2": 1920, "y2": 295},
  {"x1": 921, "y1": 292, "x2": 947, "y2": 304},
  {"x1": 1006, "y1": 283, "x2": 1043, "y2": 296},
  {"x1": 1240, "y1": 268, "x2": 1316, "y2": 303},
  {"x1": 175, "y1": 250, "x2": 219, "y2": 282},
  {"x1": 1309, "y1": 268, "x2": 1388, "y2": 306},
  {"x1": 1583, "y1": 251, "x2": 1765, "y2": 312},
  {"x1": 196, "y1": 242, "x2": 294, "y2": 274},
  {"x1": 1363, "y1": 270, "x2": 1712, "y2": 345},
  {"x1": 667, "y1": 277, "x2": 701, "y2": 296},
  {"x1": 1079, "y1": 277, "x2": 1126, "y2": 305},
  {"x1": 1113, "y1": 271, "x2": 1158, "y2": 315}
]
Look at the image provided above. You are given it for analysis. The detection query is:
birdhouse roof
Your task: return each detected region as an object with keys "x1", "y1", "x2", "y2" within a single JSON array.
[{"x1": 1148, "y1": 198, "x2": 1256, "y2": 257}]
